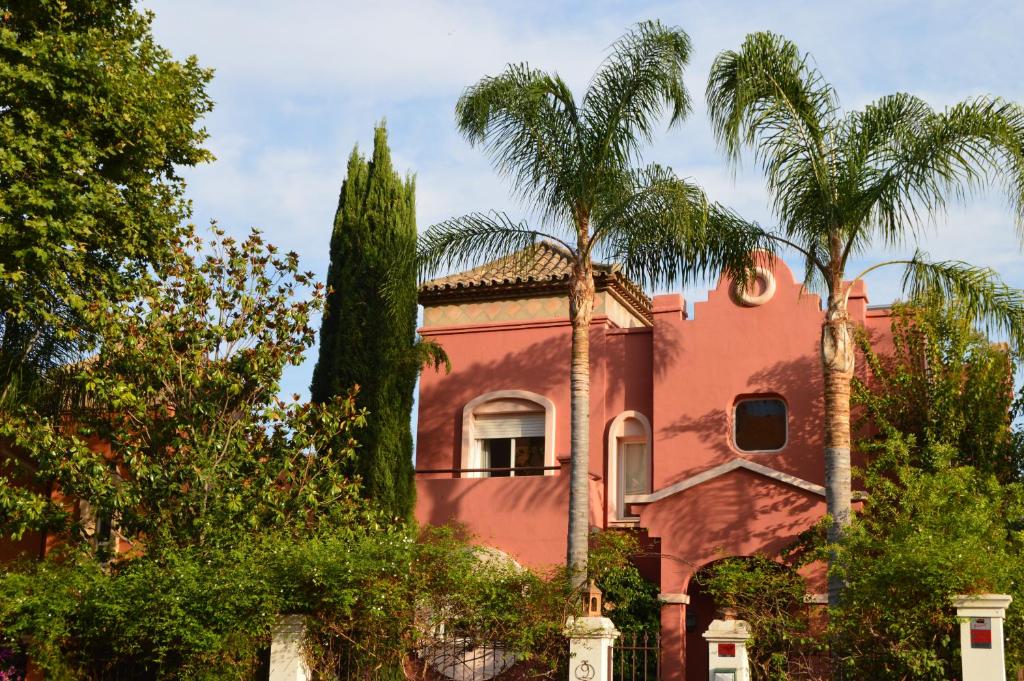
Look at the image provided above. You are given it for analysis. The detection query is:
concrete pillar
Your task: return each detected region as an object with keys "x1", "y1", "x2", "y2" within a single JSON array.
[
  {"x1": 270, "y1": 615, "x2": 310, "y2": 681},
  {"x1": 952, "y1": 594, "x2": 1012, "y2": 681},
  {"x1": 565, "y1": 616, "x2": 620, "y2": 681},
  {"x1": 702, "y1": 618, "x2": 750, "y2": 681}
]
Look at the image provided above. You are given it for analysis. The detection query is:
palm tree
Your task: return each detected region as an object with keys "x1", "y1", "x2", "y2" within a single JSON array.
[
  {"x1": 704, "y1": 32, "x2": 1024, "y2": 606},
  {"x1": 418, "y1": 21, "x2": 752, "y2": 588}
]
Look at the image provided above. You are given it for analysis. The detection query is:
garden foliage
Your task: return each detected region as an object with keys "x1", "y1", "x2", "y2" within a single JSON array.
[
  {"x1": 0, "y1": 0, "x2": 212, "y2": 395},
  {"x1": 698, "y1": 555, "x2": 818, "y2": 681},
  {"x1": 311, "y1": 124, "x2": 428, "y2": 521},
  {"x1": 830, "y1": 438, "x2": 1024, "y2": 679}
]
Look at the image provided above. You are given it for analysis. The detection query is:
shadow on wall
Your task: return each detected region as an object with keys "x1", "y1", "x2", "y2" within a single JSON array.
[
  {"x1": 420, "y1": 335, "x2": 569, "y2": 470},
  {"x1": 654, "y1": 468, "x2": 822, "y2": 589},
  {"x1": 604, "y1": 324, "x2": 682, "y2": 414},
  {"x1": 417, "y1": 474, "x2": 570, "y2": 569},
  {"x1": 658, "y1": 354, "x2": 823, "y2": 472}
]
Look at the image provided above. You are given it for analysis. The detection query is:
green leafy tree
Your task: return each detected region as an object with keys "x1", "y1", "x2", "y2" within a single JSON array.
[
  {"x1": 311, "y1": 123, "x2": 433, "y2": 521},
  {"x1": 417, "y1": 21, "x2": 753, "y2": 586},
  {"x1": 587, "y1": 531, "x2": 661, "y2": 634},
  {"x1": 831, "y1": 438, "x2": 1024, "y2": 679},
  {"x1": 855, "y1": 297, "x2": 1023, "y2": 482},
  {"x1": 0, "y1": 0, "x2": 213, "y2": 400},
  {"x1": 703, "y1": 31, "x2": 1024, "y2": 605},
  {"x1": 0, "y1": 226, "x2": 364, "y2": 549}
]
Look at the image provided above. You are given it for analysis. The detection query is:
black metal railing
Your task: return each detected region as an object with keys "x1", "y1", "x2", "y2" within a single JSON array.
[
  {"x1": 334, "y1": 629, "x2": 524, "y2": 681},
  {"x1": 88, "y1": 650, "x2": 269, "y2": 681},
  {"x1": 416, "y1": 635, "x2": 518, "y2": 681},
  {"x1": 414, "y1": 466, "x2": 561, "y2": 475},
  {"x1": 611, "y1": 632, "x2": 660, "y2": 681}
]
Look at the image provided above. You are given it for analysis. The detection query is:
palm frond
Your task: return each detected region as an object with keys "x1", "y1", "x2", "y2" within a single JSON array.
[
  {"x1": 857, "y1": 96, "x2": 1024, "y2": 241},
  {"x1": 456, "y1": 64, "x2": 581, "y2": 224},
  {"x1": 417, "y1": 211, "x2": 564, "y2": 281},
  {"x1": 598, "y1": 166, "x2": 775, "y2": 289},
  {"x1": 901, "y1": 252, "x2": 1024, "y2": 349},
  {"x1": 706, "y1": 32, "x2": 840, "y2": 245},
  {"x1": 411, "y1": 338, "x2": 451, "y2": 374},
  {"x1": 582, "y1": 20, "x2": 693, "y2": 173},
  {"x1": 835, "y1": 93, "x2": 935, "y2": 253}
]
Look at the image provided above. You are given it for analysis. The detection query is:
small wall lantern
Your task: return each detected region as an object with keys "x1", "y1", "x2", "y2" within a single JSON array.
[{"x1": 584, "y1": 581, "x2": 603, "y2": 617}]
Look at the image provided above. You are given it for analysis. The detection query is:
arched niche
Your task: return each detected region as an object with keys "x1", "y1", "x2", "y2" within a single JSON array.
[{"x1": 607, "y1": 410, "x2": 652, "y2": 521}]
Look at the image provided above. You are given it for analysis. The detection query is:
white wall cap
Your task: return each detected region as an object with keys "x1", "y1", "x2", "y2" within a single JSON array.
[
  {"x1": 952, "y1": 593, "x2": 1012, "y2": 616},
  {"x1": 702, "y1": 618, "x2": 751, "y2": 642},
  {"x1": 564, "y1": 616, "x2": 621, "y2": 639}
]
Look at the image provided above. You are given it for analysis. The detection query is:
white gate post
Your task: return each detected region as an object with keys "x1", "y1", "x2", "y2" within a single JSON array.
[
  {"x1": 952, "y1": 594, "x2": 1012, "y2": 681},
  {"x1": 702, "y1": 616, "x2": 750, "y2": 681},
  {"x1": 270, "y1": 615, "x2": 310, "y2": 681},
  {"x1": 565, "y1": 616, "x2": 620, "y2": 681}
]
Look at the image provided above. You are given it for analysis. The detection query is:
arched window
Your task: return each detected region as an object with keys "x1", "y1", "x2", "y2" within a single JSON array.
[
  {"x1": 608, "y1": 411, "x2": 652, "y2": 521},
  {"x1": 461, "y1": 390, "x2": 556, "y2": 478}
]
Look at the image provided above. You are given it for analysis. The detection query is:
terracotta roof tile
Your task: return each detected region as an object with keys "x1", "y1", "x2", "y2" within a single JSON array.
[
  {"x1": 422, "y1": 241, "x2": 599, "y2": 290},
  {"x1": 420, "y1": 241, "x2": 652, "y2": 322}
]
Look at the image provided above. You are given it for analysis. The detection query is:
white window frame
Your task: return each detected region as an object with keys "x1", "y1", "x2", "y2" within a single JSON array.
[
  {"x1": 733, "y1": 397, "x2": 788, "y2": 453},
  {"x1": 607, "y1": 411, "x2": 652, "y2": 522},
  {"x1": 461, "y1": 390, "x2": 556, "y2": 478}
]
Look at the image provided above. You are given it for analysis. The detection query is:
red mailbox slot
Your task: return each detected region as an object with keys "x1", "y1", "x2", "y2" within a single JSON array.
[
  {"x1": 970, "y1": 618, "x2": 992, "y2": 649},
  {"x1": 718, "y1": 643, "x2": 736, "y2": 657}
]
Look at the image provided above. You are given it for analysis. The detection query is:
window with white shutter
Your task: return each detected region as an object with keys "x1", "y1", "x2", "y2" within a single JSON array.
[
  {"x1": 473, "y1": 413, "x2": 545, "y2": 477},
  {"x1": 461, "y1": 392, "x2": 554, "y2": 478}
]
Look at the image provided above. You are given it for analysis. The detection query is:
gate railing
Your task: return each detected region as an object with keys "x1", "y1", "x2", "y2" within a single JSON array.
[
  {"x1": 610, "y1": 632, "x2": 660, "y2": 681},
  {"x1": 334, "y1": 629, "x2": 527, "y2": 681}
]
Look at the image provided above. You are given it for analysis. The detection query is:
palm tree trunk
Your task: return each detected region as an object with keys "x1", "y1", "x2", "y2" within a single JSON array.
[
  {"x1": 567, "y1": 257, "x2": 595, "y2": 590},
  {"x1": 820, "y1": 288, "x2": 854, "y2": 609}
]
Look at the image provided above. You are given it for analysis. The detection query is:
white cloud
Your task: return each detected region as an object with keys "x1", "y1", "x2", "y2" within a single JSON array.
[{"x1": 141, "y1": 0, "x2": 1024, "y2": 398}]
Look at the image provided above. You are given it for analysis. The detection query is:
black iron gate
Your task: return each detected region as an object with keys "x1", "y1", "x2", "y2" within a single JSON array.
[{"x1": 611, "y1": 632, "x2": 660, "y2": 681}]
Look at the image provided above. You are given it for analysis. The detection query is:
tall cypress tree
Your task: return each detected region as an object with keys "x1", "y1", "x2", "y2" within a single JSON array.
[{"x1": 312, "y1": 123, "x2": 418, "y2": 520}]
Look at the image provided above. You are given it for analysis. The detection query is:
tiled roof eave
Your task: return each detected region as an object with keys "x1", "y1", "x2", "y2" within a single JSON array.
[
  {"x1": 419, "y1": 272, "x2": 653, "y2": 325},
  {"x1": 419, "y1": 274, "x2": 572, "y2": 304}
]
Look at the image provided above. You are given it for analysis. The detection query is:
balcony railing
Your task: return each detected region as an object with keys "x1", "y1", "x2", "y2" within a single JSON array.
[{"x1": 414, "y1": 466, "x2": 561, "y2": 475}]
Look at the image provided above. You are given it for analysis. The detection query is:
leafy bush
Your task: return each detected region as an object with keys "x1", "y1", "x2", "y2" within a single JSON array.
[
  {"x1": 588, "y1": 531, "x2": 662, "y2": 634},
  {"x1": 830, "y1": 437, "x2": 1024, "y2": 679},
  {"x1": 698, "y1": 555, "x2": 819, "y2": 681},
  {"x1": 854, "y1": 298, "x2": 1023, "y2": 482}
]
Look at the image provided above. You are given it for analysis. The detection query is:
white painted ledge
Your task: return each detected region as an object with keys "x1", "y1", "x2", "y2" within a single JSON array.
[{"x1": 625, "y1": 458, "x2": 826, "y2": 505}]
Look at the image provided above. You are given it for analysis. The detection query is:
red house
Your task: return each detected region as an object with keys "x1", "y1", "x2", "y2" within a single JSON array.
[{"x1": 413, "y1": 243, "x2": 890, "y2": 680}]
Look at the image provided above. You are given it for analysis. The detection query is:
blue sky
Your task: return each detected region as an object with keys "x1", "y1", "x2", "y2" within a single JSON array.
[{"x1": 143, "y1": 0, "x2": 1024, "y2": 400}]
